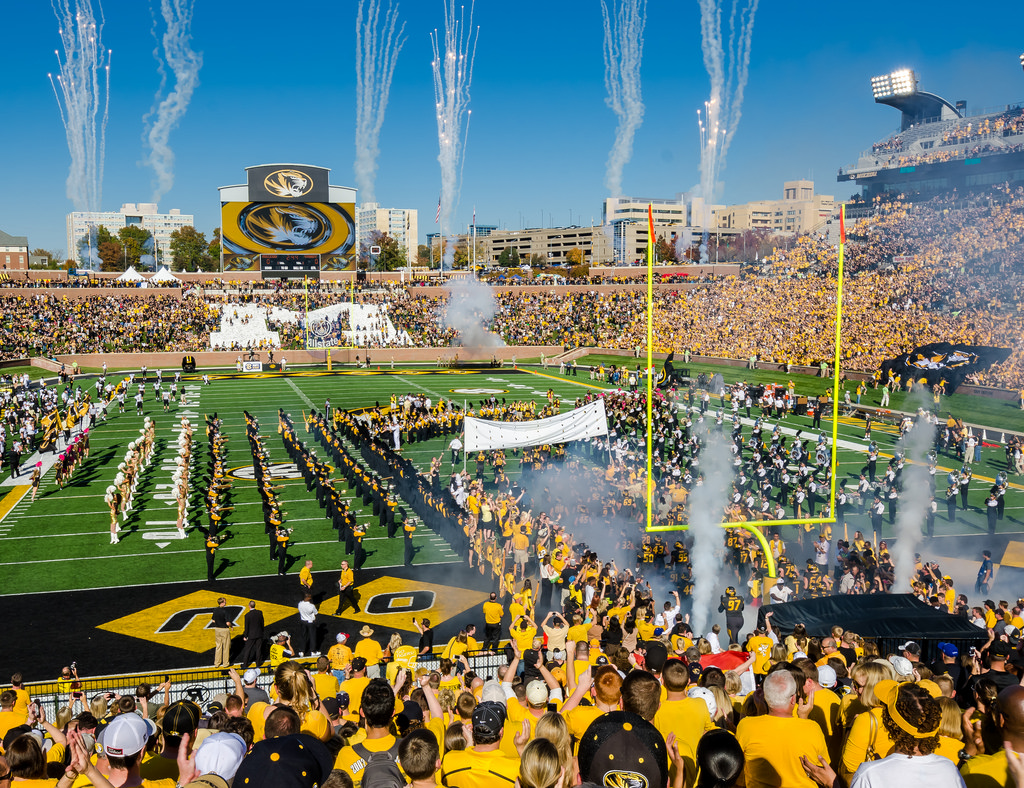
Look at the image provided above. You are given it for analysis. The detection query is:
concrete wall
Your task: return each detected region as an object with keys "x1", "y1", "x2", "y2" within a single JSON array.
[{"x1": 46, "y1": 345, "x2": 563, "y2": 371}]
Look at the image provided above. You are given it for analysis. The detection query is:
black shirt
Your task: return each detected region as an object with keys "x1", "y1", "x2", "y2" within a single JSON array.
[
  {"x1": 418, "y1": 627, "x2": 434, "y2": 654},
  {"x1": 211, "y1": 608, "x2": 231, "y2": 629}
]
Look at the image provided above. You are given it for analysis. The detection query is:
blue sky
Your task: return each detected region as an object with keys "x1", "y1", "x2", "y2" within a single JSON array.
[{"x1": 2, "y1": 1, "x2": 1022, "y2": 255}]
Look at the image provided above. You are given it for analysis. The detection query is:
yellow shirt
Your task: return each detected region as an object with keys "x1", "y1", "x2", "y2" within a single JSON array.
[
  {"x1": 653, "y1": 697, "x2": 714, "y2": 757},
  {"x1": 841, "y1": 707, "x2": 895, "y2": 779},
  {"x1": 511, "y1": 625, "x2": 536, "y2": 653},
  {"x1": 483, "y1": 601, "x2": 504, "y2": 625},
  {"x1": 354, "y1": 637, "x2": 383, "y2": 665},
  {"x1": 327, "y1": 642, "x2": 352, "y2": 670},
  {"x1": 747, "y1": 635, "x2": 775, "y2": 674},
  {"x1": 806, "y1": 687, "x2": 842, "y2": 767},
  {"x1": 339, "y1": 676, "x2": 371, "y2": 723},
  {"x1": 961, "y1": 749, "x2": 1008, "y2": 786},
  {"x1": 299, "y1": 565, "x2": 313, "y2": 588},
  {"x1": 339, "y1": 568, "x2": 355, "y2": 589},
  {"x1": 313, "y1": 672, "x2": 340, "y2": 700},
  {"x1": 333, "y1": 733, "x2": 400, "y2": 787},
  {"x1": 440, "y1": 747, "x2": 520, "y2": 788},
  {"x1": 441, "y1": 637, "x2": 469, "y2": 660},
  {"x1": 567, "y1": 624, "x2": 589, "y2": 643},
  {"x1": 736, "y1": 715, "x2": 829, "y2": 788}
]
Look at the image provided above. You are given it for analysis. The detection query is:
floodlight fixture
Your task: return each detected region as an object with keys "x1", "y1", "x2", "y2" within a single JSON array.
[{"x1": 871, "y1": 68, "x2": 918, "y2": 100}]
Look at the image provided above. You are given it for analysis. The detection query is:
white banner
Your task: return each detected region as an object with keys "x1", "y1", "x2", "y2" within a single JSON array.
[
  {"x1": 465, "y1": 399, "x2": 609, "y2": 452},
  {"x1": 242, "y1": 361, "x2": 263, "y2": 372}
]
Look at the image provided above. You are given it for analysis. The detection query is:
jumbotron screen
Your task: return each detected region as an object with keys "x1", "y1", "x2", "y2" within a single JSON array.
[{"x1": 220, "y1": 200, "x2": 355, "y2": 272}]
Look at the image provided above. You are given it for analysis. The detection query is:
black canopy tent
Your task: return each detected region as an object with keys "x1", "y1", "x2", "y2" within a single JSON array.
[{"x1": 757, "y1": 594, "x2": 988, "y2": 661}]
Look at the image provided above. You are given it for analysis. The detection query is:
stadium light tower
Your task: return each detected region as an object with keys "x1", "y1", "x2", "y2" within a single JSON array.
[{"x1": 870, "y1": 67, "x2": 961, "y2": 131}]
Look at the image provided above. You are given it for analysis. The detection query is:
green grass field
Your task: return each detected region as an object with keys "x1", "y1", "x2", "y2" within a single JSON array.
[{"x1": 1, "y1": 363, "x2": 1020, "y2": 597}]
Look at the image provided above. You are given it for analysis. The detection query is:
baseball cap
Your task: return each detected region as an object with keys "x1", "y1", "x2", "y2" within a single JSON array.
[
  {"x1": 335, "y1": 633, "x2": 348, "y2": 643},
  {"x1": 577, "y1": 711, "x2": 668, "y2": 788},
  {"x1": 888, "y1": 655, "x2": 915, "y2": 678},
  {"x1": 936, "y1": 642, "x2": 959, "y2": 659},
  {"x1": 686, "y1": 686, "x2": 717, "y2": 718},
  {"x1": 525, "y1": 680, "x2": 549, "y2": 707},
  {"x1": 2, "y1": 725, "x2": 37, "y2": 752},
  {"x1": 320, "y1": 697, "x2": 340, "y2": 720},
  {"x1": 243, "y1": 668, "x2": 260, "y2": 684},
  {"x1": 480, "y1": 680, "x2": 506, "y2": 705},
  {"x1": 687, "y1": 662, "x2": 703, "y2": 683},
  {"x1": 100, "y1": 713, "x2": 157, "y2": 757},
  {"x1": 991, "y1": 640, "x2": 1013, "y2": 659},
  {"x1": 898, "y1": 641, "x2": 921, "y2": 656},
  {"x1": 1006, "y1": 626, "x2": 1021, "y2": 646},
  {"x1": 471, "y1": 701, "x2": 506, "y2": 738},
  {"x1": 232, "y1": 733, "x2": 333, "y2": 788},
  {"x1": 645, "y1": 641, "x2": 669, "y2": 672},
  {"x1": 550, "y1": 649, "x2": 566, "y2": 661},
  {"x1": 163, "y1": 700, "x2": 201, "y2": 736},
  {"x1": 194, "y1": 732, "x2": 247, "y2": 780},
  {"x1": 817, "y1": 665, "x2": 838, "y2": 689},
  {"x1": 350, "y1": 657, "x2": 368, "y2": 673}
]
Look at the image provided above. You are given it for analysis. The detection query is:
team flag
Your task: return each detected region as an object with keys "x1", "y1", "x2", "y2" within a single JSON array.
[
  {"x1": 839, "y1": 204, "x2": 846, "y2": 244},
  {"x1": 435, "y1": 196, "x2": 441, "y2": 224}
]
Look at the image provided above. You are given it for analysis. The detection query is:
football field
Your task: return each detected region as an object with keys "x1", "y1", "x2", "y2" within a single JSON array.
[{"x1": 2, "y1": 363, "x2": 1023, "y2": 677}]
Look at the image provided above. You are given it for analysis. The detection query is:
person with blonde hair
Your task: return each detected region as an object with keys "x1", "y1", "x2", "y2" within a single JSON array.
[
  {"x1": 840, "y1": 661, "x2": 898, "y2": 779},
  {"x1": 518, "y1": 738, "x2": 565, "y2": 788},
  {"x1": 534, "y1": 712, "x2": 576, "y2": 785},
  {"x1": 272, "y1": 660, "x2": 331, "y2": 741}
]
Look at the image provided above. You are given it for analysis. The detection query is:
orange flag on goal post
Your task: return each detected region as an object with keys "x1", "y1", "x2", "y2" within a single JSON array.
[{"x1": 839, "y1": 204, "x2": 846, "y2": 244}]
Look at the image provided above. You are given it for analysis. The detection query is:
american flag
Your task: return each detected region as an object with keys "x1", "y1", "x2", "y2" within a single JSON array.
[{"x1": 434, "y1": 196, "x2": 441, "y2": 224}]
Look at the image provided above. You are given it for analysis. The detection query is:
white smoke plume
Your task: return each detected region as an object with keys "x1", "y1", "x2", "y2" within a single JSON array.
[
  {"x1": 687, "y1": 425, "x2": 733, "y2": 635},
  {"x1": 601, "y1": 0, "x2": 646, "y2": 198},
  {"x1": 144, "y1": 0, "x2": 202, "y2": 203},
  {"x1": 50, "y1": 0, "x2": 111, "y2": 213},
  {"x1": 442, "y1": 274, "x2": 503, "y2": 348},
  {"x1": 355, "y1": 0, "x2": 407, "y2": 203},
  {"x1": 891, "y1": 395, "x2": 937, "y2": 592},
  {"x1": 696, "y1": 0, "x2": 758, "y2": 257},
  {"x1": 431, "y1": 0, "x2": 478, "y2": 259}
]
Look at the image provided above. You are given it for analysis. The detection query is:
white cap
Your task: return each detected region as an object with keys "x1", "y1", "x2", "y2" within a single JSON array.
[
  {"x1": 194, "y1": 732, "x2": 247, "y2": 780},
  {"x1": 686, "y1": 686, "x2": 717, "y2": 718},
  {"x1": 817, "y1": 665, "x2": 838, "y2": 688},
  {"x1": 243, "y1": 669, "x2": 260, "y2": 684}
]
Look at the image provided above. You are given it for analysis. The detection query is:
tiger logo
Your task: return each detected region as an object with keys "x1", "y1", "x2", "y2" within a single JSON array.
[{"x1": 263, "y1": 169, "x2": 313, "y2": 198}]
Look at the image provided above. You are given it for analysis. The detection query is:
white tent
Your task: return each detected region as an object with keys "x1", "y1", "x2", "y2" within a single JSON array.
[
  {"x1": 116, "y1": 266, "x2": 144, "y2": 282},
  {"x1": 150, "y1": 267, "x2": 181, "y2": 284}
]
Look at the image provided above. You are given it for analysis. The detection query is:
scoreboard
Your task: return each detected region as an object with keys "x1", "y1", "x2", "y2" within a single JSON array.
[{"x1": 259, "y1": 254, "x2": 321, "y2": 278}]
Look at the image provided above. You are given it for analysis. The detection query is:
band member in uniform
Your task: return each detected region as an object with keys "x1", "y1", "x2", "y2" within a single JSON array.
[
  {"x1": 275, "y1": 526, "x2": 291, "y2": 576},
  {"x1": 404, "y1": 517, "x2": 416, "y2": 566},
  {"x1": 206, "y1": 533, "x2": 221, "y2": 581},
  {"x1": 353, "y1": 521, "x2": 367, "y2": 569}
]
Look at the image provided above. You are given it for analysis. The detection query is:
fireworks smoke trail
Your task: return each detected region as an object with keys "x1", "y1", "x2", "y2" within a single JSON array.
[
  {"x1": 430, "y1": 0, "x2": 478, "y2": 270},
  {"x1": 50, "y1": 0, "x2": 111, "y2": 213},
  {"x1": 355, "y1": 0, "x2": 407, "y2": 204},
  {"x1": 601, "y1": 0, "x2": 646, "y2": 198},
  {"x1": 891, "y1": 400, "x2": 936, "y2": 593},
  {"x1": 144, "y1": 0, "x2": 202, "y2": 203},
  {"x1": 697, "y1": 0, "x2": 758, "y2": 261},
  {"x1": 688, "y1": 426, "x2": 733, "y2": 636}
]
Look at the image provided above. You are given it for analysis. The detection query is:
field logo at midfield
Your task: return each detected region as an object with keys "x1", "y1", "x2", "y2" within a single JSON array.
[
  {"x1": 449, "y1": 388, "x2": 508, "y2": 395},
  {"x1": 98, "y1": 591, "x2": 295, "y2": 654}
]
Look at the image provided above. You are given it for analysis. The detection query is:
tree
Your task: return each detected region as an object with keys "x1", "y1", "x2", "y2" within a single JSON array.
[
  {"x1": 98, "y1": 239, "x2": 124, "y2": 272},
  {"x1": 655, "y1": 237, "x2": 679, "y2": 263},
  {"x1": 169, "y1": 226, "x2": 213, "y2": 272},
  {"x1": 118, "y1": 225, "x2": 154, "y2": 270},
  {"x1": 208, "y1": 227, "x2": 222, "y2": 265},
  {"x1": 417, "y1": 244, "x2": 431, "y2": 267},
  {"x1": 497, "y1": 246, "x2": 519, "y2": 268},
  {"x1": 529, "y1": 253, "x2": 545, "y2": 268},
  {"x1": 566, "y1": 247, "x2": 585, "y2": 266},
  {"x1": 30, "y1": 248, "x2": 64, "y2": 269}
]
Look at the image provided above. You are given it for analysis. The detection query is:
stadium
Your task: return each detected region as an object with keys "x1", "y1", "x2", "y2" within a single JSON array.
[{"x1": 5, "y1": 64, "x2": 1024, "y2": 788}]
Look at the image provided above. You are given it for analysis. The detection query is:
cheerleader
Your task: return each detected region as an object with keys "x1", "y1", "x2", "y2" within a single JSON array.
[
  {"x1": 105, "y1": 484, "x2": 121, "y2": 543},
  {"x1": 29, "y1": 462, "x2": 42, "y2": 502}
]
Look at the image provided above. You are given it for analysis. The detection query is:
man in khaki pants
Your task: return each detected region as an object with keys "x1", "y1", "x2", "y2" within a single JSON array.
[{"x1": 211, "y1": 597, "x2": 235, "y2": 667}]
